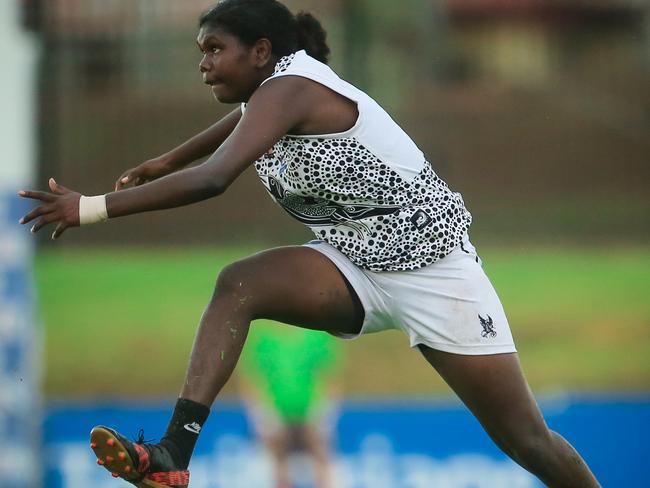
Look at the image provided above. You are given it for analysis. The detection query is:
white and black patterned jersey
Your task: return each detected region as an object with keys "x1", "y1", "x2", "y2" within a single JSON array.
[{"x1": 245, "y1": 50, "x2": 472, "y2": 272}]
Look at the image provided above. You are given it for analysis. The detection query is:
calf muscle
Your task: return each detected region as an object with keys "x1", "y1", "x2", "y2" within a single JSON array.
[{"x1": 419, "y1": 348, "x2": 600, "y2": 487}]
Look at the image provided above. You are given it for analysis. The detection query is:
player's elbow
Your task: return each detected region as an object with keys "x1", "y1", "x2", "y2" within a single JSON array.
[
  {"x1": 206, "y1": 177, "x2": 228, "y2": 197},
  {"x1": 204, "y1": 166, "x2": 242, "y2": 197},
  {"x1": 192, "y1": 165, "x2": 229, "y2": 197}
]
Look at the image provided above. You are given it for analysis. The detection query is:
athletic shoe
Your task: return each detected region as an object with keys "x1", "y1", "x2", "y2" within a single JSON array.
[{"x1": 90, "y1": 426, "x2": 189, "y2": 488}]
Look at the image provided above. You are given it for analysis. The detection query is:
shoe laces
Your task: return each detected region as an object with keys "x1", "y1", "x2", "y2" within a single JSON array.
[
  {"x1": 133, "y1": 429, "x2": 179, "y2": 471},
  {"x1": 134, "y1": 429, "x2": 156, "y2": 445}
]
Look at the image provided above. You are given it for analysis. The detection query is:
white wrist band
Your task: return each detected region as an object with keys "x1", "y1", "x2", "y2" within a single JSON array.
[{"x1": 79, "y1": 195, "x2": 108, "y2": 225}]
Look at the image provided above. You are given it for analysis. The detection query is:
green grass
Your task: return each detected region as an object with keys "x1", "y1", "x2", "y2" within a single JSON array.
[{"x1": 34, "y1": 245, "x2": 650, "y2": 399}]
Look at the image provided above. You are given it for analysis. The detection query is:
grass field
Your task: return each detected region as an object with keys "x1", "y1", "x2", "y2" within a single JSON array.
[{"x1": 35, "y1": 245, "x2": 650, "y2": 399}]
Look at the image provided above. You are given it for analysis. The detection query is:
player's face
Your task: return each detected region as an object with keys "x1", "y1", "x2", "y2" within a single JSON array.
[{"x1": 197, "y1": 26, "x2": 267, "y2": 103}]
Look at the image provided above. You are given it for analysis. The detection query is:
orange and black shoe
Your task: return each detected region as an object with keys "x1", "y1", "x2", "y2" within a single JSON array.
[{"x1": 90, "y1": 426, "x2": 190, "y2": 488}]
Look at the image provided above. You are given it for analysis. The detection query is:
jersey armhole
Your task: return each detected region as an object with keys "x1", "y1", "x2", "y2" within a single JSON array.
[{"x1": 262, "y1": 72, "x2": 363, "y2": 139}]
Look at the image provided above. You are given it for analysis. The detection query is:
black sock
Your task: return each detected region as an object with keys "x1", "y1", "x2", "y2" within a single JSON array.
[{"x1": 160, "y1": 398, "x2": 210, "y2": 469}]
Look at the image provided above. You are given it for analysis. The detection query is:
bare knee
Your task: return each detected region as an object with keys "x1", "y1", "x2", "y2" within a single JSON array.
[
  {"x1": 211, "y1": 260, "x2": 260, "y2": 312},
  {"x1": 216, "y1": 260, "x2": 247, "y2": 294}
]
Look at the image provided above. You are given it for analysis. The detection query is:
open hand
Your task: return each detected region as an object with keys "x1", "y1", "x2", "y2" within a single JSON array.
[
  {"x1": 18, "y1": 178, "x2": 81, "y2": 240},
  {"x1": 114, "y1": 156, "x2": 175, "y2": 191}
]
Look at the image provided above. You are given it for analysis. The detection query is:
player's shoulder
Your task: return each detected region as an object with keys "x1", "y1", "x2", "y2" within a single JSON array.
[
  {"x1": 245, "y1": 51, "x2": 342, "y2": 114},
  {"x1": 242, "y1": 72, "x2": 304, "y2": 109},
  {"x1": 247, "y1": 73, "x2": 322, "y2": 111}
]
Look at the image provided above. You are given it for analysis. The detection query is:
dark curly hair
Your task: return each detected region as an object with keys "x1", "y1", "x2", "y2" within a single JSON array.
[{"x1": 199, "y1": 0, "x2": 330, "y2": 64}]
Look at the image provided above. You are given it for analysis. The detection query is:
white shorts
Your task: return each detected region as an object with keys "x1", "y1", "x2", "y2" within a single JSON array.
[{"x1": 304, "y1": 237, "x2": 516, "y2": 355}]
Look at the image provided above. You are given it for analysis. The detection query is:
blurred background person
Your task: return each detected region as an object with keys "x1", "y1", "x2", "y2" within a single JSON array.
[{"x1": 238, "y1": 324, "x2": 342, "y2": 488}]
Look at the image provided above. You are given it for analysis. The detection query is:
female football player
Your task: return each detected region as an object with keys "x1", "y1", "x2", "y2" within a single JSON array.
[{"x1": 19, "y1": 1, "x2": 600, "y2": 487}]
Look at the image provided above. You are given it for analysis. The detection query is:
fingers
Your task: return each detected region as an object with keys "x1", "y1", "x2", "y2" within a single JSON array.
[
  {"x1": 21, "y1": 207, "x2": 71, "y2": 240},
  {"x1": 19, "y1": 204, "x2": 54, "y2": 225},
  {"x1": 52, "y1": 222, "x2": 69, "y2": 240},
  {"x1": 17, "y1": 190, "x2": 55, "y2": 202},
  {"x1": 115, "y1": 171, "x2": 148, "y2": 190},
  {"x1": 49, "y1": 178, "x2": 71, "y2": 195},
  {"x1": 30, "y1": 214, "x2": 56, "y2": 234},
  {"x1": 19, "y1": 178, "x2": 72, "y2": 201},
  {"x1": 115, "y1": 171, "x2": 132, "y2": 191}
]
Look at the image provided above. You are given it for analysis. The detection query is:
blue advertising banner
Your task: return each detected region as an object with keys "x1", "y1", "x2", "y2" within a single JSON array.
[
  {"x1": 0, "y1": 192, "x2": 41, "y2": 488},
  {"x1": 44, "y1": 395, "x2": 649, "y2": 488}
]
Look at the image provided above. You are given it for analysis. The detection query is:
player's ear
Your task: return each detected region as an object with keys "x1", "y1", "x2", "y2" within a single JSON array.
[{"x1": 252, "y1": 38, "x2": 272, "y2": 68}]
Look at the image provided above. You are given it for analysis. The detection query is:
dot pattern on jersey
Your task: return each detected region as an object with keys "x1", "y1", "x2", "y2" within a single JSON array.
[
  {"x1": 255, "y1": 133, "x2": 472, "y2": 272},
  {"x1": 273, "y1": 53, "x2": 295, "y2": 75}
]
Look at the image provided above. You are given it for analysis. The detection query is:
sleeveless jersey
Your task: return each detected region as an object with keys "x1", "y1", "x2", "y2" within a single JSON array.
[{"x1": 245, "y1": 50, "x2": 472, "y2": 272}]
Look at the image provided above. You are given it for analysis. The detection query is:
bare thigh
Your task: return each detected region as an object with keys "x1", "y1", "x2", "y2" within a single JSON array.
[
  {"x1": 218, "y1": 245, "x2": 364, "y2": 335},
  {"x1": 418, "y1": 347, "x2": 550, "y2": 450}
]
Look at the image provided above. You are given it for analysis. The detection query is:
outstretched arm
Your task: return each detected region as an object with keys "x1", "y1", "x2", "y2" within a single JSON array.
[
  {"x1": 162, "y1": 107, "x2": 243, "y2": 170},
  {"x1": 115, "y1": 107, "x2": 243, "y2": 190},
  {"x1": 19, "y1": 76, "x2": 311, "y2": 239}
]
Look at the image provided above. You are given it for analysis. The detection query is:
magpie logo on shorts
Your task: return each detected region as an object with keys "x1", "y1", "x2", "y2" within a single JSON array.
[
  {"x1": 410, "y1": 209, "x2": 433, "y2": 230},
  {"x1": 479, "y1": 314, "x2": 497, "y2": 338}
]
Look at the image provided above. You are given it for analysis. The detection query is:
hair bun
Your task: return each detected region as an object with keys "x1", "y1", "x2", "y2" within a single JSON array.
[{"x1": 296, "y1": 11, "x2": 330, "y2": 64}]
